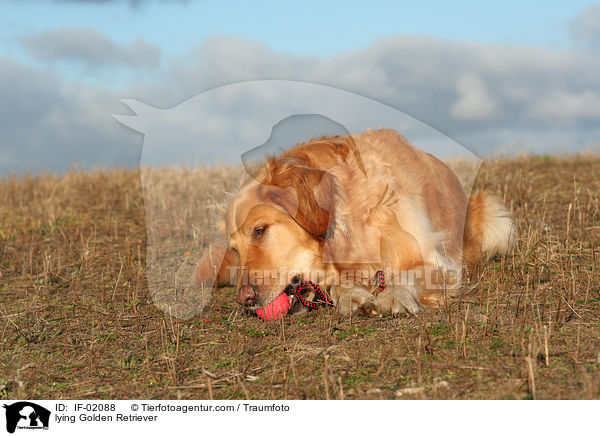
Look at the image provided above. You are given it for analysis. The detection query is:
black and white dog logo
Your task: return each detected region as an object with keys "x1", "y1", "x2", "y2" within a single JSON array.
[{"x1": 3, "y1": 402, "x2": 50, "y2": 433}]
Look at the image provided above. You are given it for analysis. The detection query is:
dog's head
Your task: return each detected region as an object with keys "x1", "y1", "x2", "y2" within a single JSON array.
[{"x1": 226, "y1": 155, "x2": 337, "y2": 315}]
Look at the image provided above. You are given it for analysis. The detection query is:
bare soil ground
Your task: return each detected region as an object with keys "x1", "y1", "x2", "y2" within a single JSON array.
[{"x1": 1, "y1": 155, "x2": 599, "y2": 400}]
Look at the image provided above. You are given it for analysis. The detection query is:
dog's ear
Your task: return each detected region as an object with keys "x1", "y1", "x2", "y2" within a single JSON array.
[{"x1": 259, "y1": 164, "x2": 335, "y2": 237}]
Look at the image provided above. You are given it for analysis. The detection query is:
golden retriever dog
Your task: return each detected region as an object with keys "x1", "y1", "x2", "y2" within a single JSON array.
[{"x1": 195, "y1": 129, "x2": 516, "y2": 319}]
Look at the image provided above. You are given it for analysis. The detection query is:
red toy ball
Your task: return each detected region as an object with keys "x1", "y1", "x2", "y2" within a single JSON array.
[{"x1": 256, "y1": 293, "x2": 290, "y2": 321}]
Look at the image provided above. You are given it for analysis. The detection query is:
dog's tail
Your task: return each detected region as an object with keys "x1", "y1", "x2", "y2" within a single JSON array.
[{"x1": 463, "y1": 192, "x2": 517, "y2": 266}]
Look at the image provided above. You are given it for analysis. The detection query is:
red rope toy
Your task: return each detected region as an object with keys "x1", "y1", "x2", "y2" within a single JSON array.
[{"x1": 291, "y1": 270, "x2": 386, "y2": 310}]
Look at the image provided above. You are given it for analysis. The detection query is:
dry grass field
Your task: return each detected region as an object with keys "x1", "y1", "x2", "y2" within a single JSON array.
[{"x1": 1, "y1": 155, "x2": 599, "y2": 400}]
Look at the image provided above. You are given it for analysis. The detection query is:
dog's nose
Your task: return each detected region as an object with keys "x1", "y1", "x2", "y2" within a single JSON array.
[{"x1": 236, "y1": 285, "x2": 256, "y2": 305}]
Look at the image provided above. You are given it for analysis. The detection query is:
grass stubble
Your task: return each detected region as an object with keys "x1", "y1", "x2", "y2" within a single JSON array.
[{"x1": 0, "y1": 155, "x2": 599, "y2": 400}]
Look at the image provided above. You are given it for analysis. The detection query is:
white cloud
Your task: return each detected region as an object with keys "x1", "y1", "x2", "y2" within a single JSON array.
[
  {"x1": 529, "y1": 89, "x2": 600, "y2": 122},
  {"x1": 451, "y1": 73, "x2": 496, "y2": 120},
  {"x1": 3, "y1": 30, "x2": 600, "y2": 174},
  {"x1": 136, "y1": 35, "x2": 599, "y2": 152},
  {"x1": 22, "y1": 27, "x2": 160, "y2": 68},
  {"x1": 570, "y1": 5, "x2": 600, "y2": 51},
  {"x1": 0, "y1": 56, "x2": 140, "y2": 174}
]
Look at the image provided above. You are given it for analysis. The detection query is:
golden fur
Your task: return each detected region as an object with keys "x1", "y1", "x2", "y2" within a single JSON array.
[{"x1": 195, "y1": 129, "x2": 516, "y2": 316}]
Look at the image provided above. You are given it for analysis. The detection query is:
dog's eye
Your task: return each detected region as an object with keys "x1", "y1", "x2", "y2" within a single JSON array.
[{"x1": 253, "y1": 225, "x2": 267, "y2": 239}]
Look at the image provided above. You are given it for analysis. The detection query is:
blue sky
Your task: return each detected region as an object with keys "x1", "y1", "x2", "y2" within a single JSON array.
[
  {"x1": 1, "y1": 0, "x2": 599, "y2": 173},
  {"x1": 3, "y1": 0, "x2": 596, "y2": 60}
]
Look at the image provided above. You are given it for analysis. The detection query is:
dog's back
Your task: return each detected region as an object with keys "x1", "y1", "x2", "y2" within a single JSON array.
[{"x1": 339, "y1": 129, "x2": 516, "y2": 266}]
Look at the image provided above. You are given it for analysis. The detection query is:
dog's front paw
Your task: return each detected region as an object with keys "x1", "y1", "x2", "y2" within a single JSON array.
[
  {"x1": 375, "y1": 284, "x2": 420, "y2": 316},
  {"x1": 331, "y1": 285, "x2": 378, "y2": 316}
]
